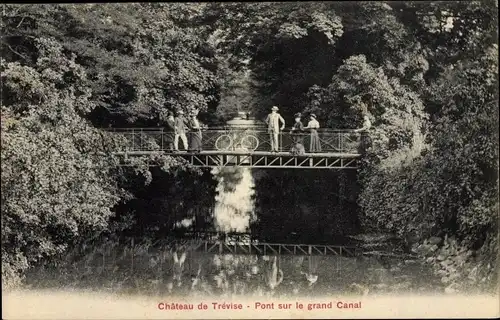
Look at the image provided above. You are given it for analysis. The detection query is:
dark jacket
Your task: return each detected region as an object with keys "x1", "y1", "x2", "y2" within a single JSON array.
[
  {"x1": 290, "y1": 121, "x2": 304, "y2": 133},
  {"x1": 165, "y1": 117, "x2": 176, "y2": 132}
]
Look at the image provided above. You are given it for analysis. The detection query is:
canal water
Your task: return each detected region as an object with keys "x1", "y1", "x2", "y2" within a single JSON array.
[{"x1": 23, "y1": 167, "x2": 444, "y2": 296}]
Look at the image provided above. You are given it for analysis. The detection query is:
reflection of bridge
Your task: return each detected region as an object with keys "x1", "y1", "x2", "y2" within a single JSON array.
[
  {"x1": 160, "y1": 231, "x2": 418, "y2": 259},
  {"x1": 108, "y1": 128, "x2": 367, "y2": 169},
  {"x1": 163, "y1": 232, "x2": 362, "y2": 257},
  {"x1": 168, "y1": 239, "x2": 362, "y2": 257}
]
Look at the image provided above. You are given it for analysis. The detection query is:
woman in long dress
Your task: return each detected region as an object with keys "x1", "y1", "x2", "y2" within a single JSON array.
[
  {"x1": 188, "y1": 109, "x2": 203, "y2": 152},
  {"x1": 354, "y1": 114, "x2": 372, "y2": 154},
  {"x1": 290, "y1": 112, "x2": 305, "y2": 155},
  {"x1": 304, "y1": 114, "x2": 321, "y2": 152}
]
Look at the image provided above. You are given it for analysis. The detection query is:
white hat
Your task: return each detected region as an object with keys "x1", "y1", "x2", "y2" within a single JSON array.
[{"x1": 271, "y1": 106, "x2": 279, "y2": 111}]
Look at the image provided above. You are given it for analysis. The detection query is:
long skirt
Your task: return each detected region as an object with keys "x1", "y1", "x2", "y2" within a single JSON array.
[
  {"x1": 165, "y1": 131, "x2": 175, "y2": 151},
  {"x1": 189, "y1": 130, "x2": 203, "y2": 151},
  {"x1": 309, "y1": 129, "x2": 321, "y2": 152},
  {"x1": 359, "y1": 132, "x2": 372, "y2": 154}
]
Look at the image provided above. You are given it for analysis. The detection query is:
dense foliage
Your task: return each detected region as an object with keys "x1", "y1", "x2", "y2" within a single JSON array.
[
  {"x1": 1, "y1": 2, "x2": 498, "y2": 292},
  {"x1": 1, "y1": 3, "x2": 214, "y2": 287},
  {"x1": 1, "y1": 38, "x2": 123, "y2": 286}
]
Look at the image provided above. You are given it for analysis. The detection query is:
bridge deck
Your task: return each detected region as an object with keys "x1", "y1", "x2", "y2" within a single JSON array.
[
  {"x1": 116, "y1": 150, "x2": 360, "y2": 157},
  {"x1": 114, "y1": 151, "x2": 361, "y2": 169}
]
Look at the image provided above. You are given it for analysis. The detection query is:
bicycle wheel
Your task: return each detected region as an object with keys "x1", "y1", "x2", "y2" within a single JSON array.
[
  {"x1": 215, "y1": 134, "x2": 233, "y2": 150},
  {"x1": 240, "y1": 134, "x2": 259, "y2": 151}
]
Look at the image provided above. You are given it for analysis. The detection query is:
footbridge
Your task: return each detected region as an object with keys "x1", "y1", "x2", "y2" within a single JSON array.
[{"x1": 108, "y1": 127, "x2": 369, "y2": 169}]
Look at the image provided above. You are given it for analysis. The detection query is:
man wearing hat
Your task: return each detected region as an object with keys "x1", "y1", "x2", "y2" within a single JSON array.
[
  {"x1": 174, "y1": 110, "x2": 189, "y2": 151},
  {"x1": 265, "y1": 106, "x2": 285, "y2": 152}
]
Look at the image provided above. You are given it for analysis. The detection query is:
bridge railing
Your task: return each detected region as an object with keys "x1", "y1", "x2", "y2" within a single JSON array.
[{"x1": 106, "y1": 127, "x2": 365, "y2": 154}]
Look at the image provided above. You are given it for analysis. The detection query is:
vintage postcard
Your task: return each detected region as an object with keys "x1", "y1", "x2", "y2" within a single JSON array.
[{"x1": 2, "y1": 1, "x2": 499, "y2": 319}]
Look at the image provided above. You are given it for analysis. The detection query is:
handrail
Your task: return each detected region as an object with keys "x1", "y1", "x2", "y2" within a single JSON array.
[
  {"x1": 104, "y1": 126, "x2": 369, "y2": 154},
  {"x1": 102, "y1": 127, "x2": 364, "y2": 133}
]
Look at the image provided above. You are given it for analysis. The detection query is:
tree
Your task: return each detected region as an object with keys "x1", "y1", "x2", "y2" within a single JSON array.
[
  {"x1": 201, "y1": 2, "x2": 345, "y2": 121},
  {"x1": 1, "y1": 38, "x2": 122, "y2": 286},
  {"x1": 1, "y1": 4, "x2": 221, "y2": 127},
  {"x1": 356, "y1": 1, "x2": 498, "y2": 291}
]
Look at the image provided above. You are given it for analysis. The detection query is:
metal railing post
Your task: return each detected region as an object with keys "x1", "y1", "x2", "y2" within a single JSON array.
[
  {"x1": 140, "y1": 128, "x2": 144, "y2": 151},
  {"x1": 338, "y1": 132, "x2": 342, "y2": 152},
  {"x1": 279, "y1": 131, "x2": 282, "y2": 152},
  {"x1": 131, "y1": 128, "x2": 135, "y2": 151}
]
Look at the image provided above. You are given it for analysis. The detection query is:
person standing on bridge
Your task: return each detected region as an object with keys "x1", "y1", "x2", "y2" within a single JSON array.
[
  {"x1": 290, "y1": 113, "x2": 305, "y2": 155},
  {"x1": 188, "y1": 109, "x2": 203, "y2": 153},
  {"x1": 354, "y1": 114, "x2": 372, "y2": 154},
  {"x1": 165, "y1": 112, "x2": 176, "y2": 151},
  {"x1": 303, "y1": 114, "x2": 321, "y2": 152},
  {"x1": 354, "y1": 115, "x2": 372, "y2": 132},
  {"x1": 265, "y1": 106, "x2": 285, "y2": 153},
  {"x1": 174, "y1": 110, "x2": 189, "y2": 151}
]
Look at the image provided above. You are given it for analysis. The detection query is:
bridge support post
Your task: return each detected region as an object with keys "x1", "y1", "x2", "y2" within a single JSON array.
[
  {"x1": 161, "y1": 129, "x2": 164, "y2": 151},
  {"x1": 131, "y1": 128, "x2": 135, "y2": 151}
]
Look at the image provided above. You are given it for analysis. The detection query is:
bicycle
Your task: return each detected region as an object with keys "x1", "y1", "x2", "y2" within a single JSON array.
[{"x1": 214, "y1": 128, "x2": 259, "y2": 151}]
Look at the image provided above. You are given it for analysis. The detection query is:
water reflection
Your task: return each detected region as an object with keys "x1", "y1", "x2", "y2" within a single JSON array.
[
  {"x1": 23, "y1": 168, "x2": 443, "y2": 296},
  {"x1": 162, "y1": 251, "x2": 337, "y2": 297},
  {"x1": 24, "y1": 240, "x2": 442, "y2": 296},
  {"x1": 212, "y1": 167, "x2": 255, "y2": 233},
  {"x1": 146, "y1": 241, "x2": 441, "y2": 298}
]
